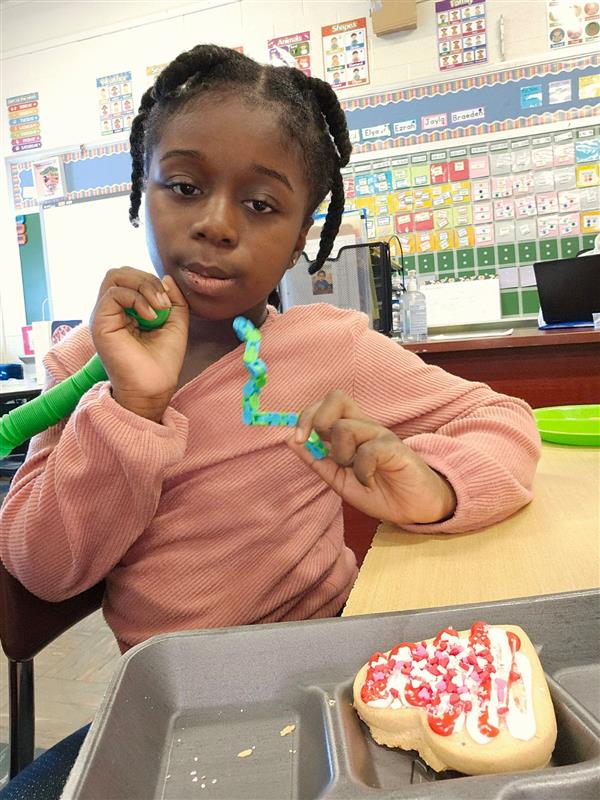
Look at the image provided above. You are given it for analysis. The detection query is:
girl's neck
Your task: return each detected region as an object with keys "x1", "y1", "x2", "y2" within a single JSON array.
[
  {"x1": 175, "y1": 306, "x2": 270, "y2": 391},
  {"x1": 187, "y1": 305, "x2": 268, "y2": 348}
]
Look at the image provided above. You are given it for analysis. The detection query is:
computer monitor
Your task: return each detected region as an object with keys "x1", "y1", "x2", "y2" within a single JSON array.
[{"x1": 533, "y1": 254, "x2": 600, "y2": 324}]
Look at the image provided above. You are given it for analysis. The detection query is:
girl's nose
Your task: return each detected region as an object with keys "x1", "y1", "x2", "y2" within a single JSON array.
[{"x1": 189, "y1": 194, "x2": 239, "y2": 247}]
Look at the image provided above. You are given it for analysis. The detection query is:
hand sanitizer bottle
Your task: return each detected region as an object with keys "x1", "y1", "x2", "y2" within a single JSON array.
[{"x1": 402, "y1": 270, "x2": 427, "y2": 342}]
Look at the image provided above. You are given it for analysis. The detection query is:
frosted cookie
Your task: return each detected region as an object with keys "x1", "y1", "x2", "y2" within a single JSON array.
[{"x1": 353, "y1": 622, "x2": 557, "y2": 775}]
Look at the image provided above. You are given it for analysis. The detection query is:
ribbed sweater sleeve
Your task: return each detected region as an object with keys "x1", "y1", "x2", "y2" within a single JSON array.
[
  {"x1": 0, "y1": 332, "x2": 188, "y2": 601},
  {"x1": 349, "y1": 315, "x2": 541, "y2": 533}
]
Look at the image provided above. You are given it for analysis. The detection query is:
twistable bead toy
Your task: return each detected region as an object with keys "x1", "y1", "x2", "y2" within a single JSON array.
[{"x1": 233, "y1": 316, "x2": 328, "y2": 460}]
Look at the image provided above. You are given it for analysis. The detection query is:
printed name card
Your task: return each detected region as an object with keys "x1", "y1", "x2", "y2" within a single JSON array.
[
  {"x1": 512, "y1": 172, "x2": 534, "y2": 195},
  {"x1": 538, "y1": 215, "x2": 559, "y2": 238},
  {"x1": 472, "y1": 178, "x2": 491, "y2": 201},
  {"x1": 515, "y1": 195, "x2": 537, "y2": 218},
  {"x1": 493, "y1": 199, "x2": 515, "y2": 220}
]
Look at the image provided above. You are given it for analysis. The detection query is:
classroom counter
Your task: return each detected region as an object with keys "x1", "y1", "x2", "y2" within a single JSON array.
[
  {"x1": 401, "y1": 325, "x2": 600, "y2": 408},
  {"x1": 0, "y1": 378, "x2": 43, "y2": 402},
  {"x1": 343, "y1": 442, "x2": 600, "y2": 617}
]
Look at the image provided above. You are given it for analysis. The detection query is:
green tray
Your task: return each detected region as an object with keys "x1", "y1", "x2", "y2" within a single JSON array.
[{"x1": 533, "y1": 404, "x2": 600, "y2": 447}]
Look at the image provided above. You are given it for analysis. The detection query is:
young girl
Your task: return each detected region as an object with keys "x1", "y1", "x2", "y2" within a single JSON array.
[{"x1": 1, "y1": 45, "x2": 540, "y2": 657}]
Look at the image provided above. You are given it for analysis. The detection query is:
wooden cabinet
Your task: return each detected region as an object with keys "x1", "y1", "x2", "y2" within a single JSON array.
[{"x1": 402, "y1": 327, "x2": 600, "y2": 408}]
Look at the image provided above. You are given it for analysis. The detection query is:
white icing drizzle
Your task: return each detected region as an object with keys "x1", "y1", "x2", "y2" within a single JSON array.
[
  {"x1": 506, "y1": 651, "x2": 536, "y2": 740},
  {"x1": 466, "y1": 700, "x2": 491, "y2": 745}
]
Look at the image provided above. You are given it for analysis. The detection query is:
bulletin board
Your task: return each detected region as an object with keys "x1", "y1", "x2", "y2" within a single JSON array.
[
  {"x1": 42, "y1": 194, "x2": 154, "y2": 321},
  {"x1": 336, "y1": 124, "x2": 599, "y2": 319},
  {"x1": 341, "y1": 54, "x2": 599, "y2": 152}
]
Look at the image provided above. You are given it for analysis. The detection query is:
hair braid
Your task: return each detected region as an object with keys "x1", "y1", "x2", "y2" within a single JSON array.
[
  {"x1": 153, "y1": 45, "x2": 233, "y2": 99},
  {"x1": 308, "y1": 168, "x2": 345, "y2": 274},
  {"x1": 128, "y1": 86, "x2": 156, "y2": 226},
  {"x1": 307, "y1": 76, "x2": 352, "y2": 167},
  {"x1": 304, "y1": 76, "x2": 352, "y2": 273}
]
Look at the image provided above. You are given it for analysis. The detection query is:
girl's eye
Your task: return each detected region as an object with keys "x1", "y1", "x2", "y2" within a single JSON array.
[
  {"x1": 168, "y1": 182, "x2": 201, "y2": 197},
  {"x1": 245, "y1": 199, "x2": 274, "y2": 214}
]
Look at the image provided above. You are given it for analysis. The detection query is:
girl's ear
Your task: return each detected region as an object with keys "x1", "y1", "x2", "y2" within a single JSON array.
[{"x1": 289, "y1": 218, "x2": 313, "y2": 267}]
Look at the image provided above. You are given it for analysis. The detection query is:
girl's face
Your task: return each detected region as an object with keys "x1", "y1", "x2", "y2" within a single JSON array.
[{"x1": 145, "y1": 97, "x2": 312, "y2": 324}]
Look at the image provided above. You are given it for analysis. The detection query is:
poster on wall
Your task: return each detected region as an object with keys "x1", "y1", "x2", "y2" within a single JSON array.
[
  {"x1": 146, "y1": 50, "x2": 243, "y2": 92},
  {"x1": 7, "y1": 92, "x2": 42, "y2": 153},
  {"x1": 322, "y1": 17, "x2": 369, "y2": 90},
  {"x1": 51, "y1": 320, "x2": 82, "y2": 344},
  {"x1": 436, "y1": 0, "x2": 487, "y2": 71},
  {"x1": 547, "y1": 1, "x2": 600, "y2": 48},
  {"x1": 268, "y1": 32, "x2": 311, "y2": 76},
  {"x1": 32, "y1": 156, "x2": 66, "y2": 202},
  {"x1": 146, "y1": 63, "x2": 167, "y2": 81},
  {"x1": 97, "y1": 71, "x2": 134, "y2": 136}
]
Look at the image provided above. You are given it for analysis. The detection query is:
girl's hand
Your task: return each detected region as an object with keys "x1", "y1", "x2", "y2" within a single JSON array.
[
  {"x1": 287, "y1": 390, "x2": 456, "y2": 525},
  {"x1": 90, "y1": 267, "x2": 189, "y2": 422}
]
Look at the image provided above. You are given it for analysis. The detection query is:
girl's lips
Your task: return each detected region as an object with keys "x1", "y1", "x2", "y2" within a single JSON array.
[{"x1": 180, "y1": 267, "x2": 236, "y2": 297}]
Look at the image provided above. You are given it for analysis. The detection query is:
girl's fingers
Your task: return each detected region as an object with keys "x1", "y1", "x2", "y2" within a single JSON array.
[
  {"x1": 297, "y1": 415, "x2": 397, "y2": 475},
  {"x1": 294, "y1": 401, "x2": 320, "y2": 443},
  {"x1": 288, "y1": 429, "x2": 405, "y2": 496},
  {"x1": 99, "y1": 267, "x2": 171, "y2": 314},
  {"x1": 286, "y1": 436, "x2": 345, "y2": 492},
  {"x1": 295, "y1": 390, "x2": 372, "y2": 443},
  {"x1": 158, "y1": 275, "x2": 189, "y2": 338},
  {"x1": 328, "y1": 418, "x2": 390, "y2": 467},
  {"x1": 132, "y1": 276, "x2": 171, "y2": 313},
  {"x1": 96, "y1": 286, "x2": 158, "y2": 328},
  {"x1": 352, "y1": 436, "x2": 404, "y2": 488},
  {"x1": 161, "y1": 274, "x2": 187, "y2": 308}
]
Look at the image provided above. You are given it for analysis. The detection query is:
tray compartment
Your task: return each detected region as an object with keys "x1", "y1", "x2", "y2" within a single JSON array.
[
  {"x1": 71, "y1": 652, "x2": 335, "y2": 800},
  {"x1": 553, "y1": 664, "x2": 600, "y2": 721},
  {"x1": 334, "y1": 673, "x2": 600, "y2": 798},
  {"x1": 161, "y1": 694, "x2": 332, "y2": 800}
]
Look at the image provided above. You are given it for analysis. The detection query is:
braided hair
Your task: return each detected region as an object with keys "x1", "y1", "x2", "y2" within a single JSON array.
[{"x1": 128, "y1": 44, "x2": 352, "y2": 274}]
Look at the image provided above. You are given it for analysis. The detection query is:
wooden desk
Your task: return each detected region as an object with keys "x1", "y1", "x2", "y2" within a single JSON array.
[
  {"x1": 344, "y1": 443, "x2": 600, "y2": 616},
  {"x1": 402, "y1": 326, "x2": 600, "y2": 408}
]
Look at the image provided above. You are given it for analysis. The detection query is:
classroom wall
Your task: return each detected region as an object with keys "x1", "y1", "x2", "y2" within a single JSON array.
[{"x1": 1, "y1": 0, "x2": 597, "y2": 358}]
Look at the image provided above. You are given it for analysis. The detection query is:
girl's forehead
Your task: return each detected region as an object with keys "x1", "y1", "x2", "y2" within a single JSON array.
[
  {"x1": 159, "y1": 98, "x2": 284, "y2": 150},
  {"x1": 155, "y1": 98, "x2": 309, "y2": 182}
]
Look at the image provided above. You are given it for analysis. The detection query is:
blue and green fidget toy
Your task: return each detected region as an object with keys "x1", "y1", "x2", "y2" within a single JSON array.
[{"x1": 233, "y1": 316, "x2": 328, "y2": 460}]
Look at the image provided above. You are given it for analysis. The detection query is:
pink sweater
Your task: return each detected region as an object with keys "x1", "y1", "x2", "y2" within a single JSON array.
[{"x1": 1, "y1": 305, "x2": 540, "y2": 652}]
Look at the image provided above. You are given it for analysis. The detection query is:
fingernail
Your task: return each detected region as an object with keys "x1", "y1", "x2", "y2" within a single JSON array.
[
  {"x1": 295, "y1": 428, "x2": 305, "y2": 443},
  {"x1": 159, "y1": 292, "x2": 171, "y2": 307},
  {"x1": 148, "y1": 307, "x2": 158, "y2": 318}
]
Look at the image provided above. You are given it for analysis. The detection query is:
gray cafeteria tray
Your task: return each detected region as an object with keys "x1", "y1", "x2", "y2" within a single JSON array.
[{"x1": 63, "y1": 589, "x2": 600, "y2": 799}]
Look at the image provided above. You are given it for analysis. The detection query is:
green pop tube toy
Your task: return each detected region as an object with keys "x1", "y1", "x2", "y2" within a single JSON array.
[{"x1": 0, "y1": 308, "x2": 171, "y2": 459}]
